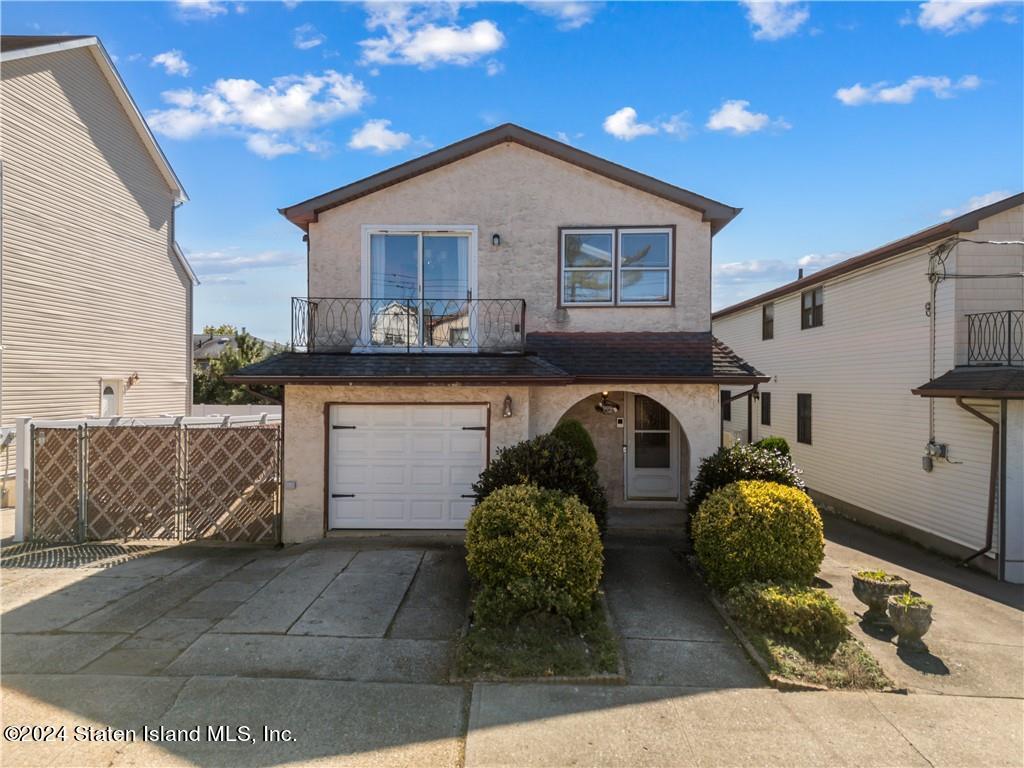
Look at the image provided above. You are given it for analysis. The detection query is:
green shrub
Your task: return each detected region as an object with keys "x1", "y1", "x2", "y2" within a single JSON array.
[
  {"x1": 473, "y1": 434, "x2": 608, "y2": 533},
  {"x1": 754, "y1": 436, "x2": 791, "y2": 457},
  {"x1": 465, "y1": 484, "x2": 603, "y2": 626},
  {"x1": 888, "y1": 593, "x2": 931, "y2": 608},
  {"x1": 726, "y1": 582, "x2": 850, "y2": 660},
  {"x1": 551, "y1": 419, "x2": 598, "y2": 467},
  {"x1": 692, "y1": 480, "x2": 824, "y2": 590},
  {"x1": 687, "y1": 443, "x2": 804, "y2": 516},
  {"x1": 855, "y1": 569, "x2": 903, "y2": 582}
]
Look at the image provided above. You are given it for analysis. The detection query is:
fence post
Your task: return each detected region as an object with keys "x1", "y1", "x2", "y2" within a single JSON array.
[
  {"x1": 77, "y1": 424, "x2": 87, "y2": 543},
  {"x1": 14, "y1": 417, "x2": 31, "y2": 542},
  {"x1": 178, "y1": 422, "x2": 187, "y2": 542}
]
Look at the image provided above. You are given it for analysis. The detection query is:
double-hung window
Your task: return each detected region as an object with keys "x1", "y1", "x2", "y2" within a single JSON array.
[
  {"x1": 560, "y1": 227, "x2": 673, "y2": 306},
  {"x1": 762, "y1": 302, "x2": 774, "y2": 340},
  {"x1": 797, "y1": 393, "x2": 813, "y2": 444},
  {"x1": 760, "y1": 392, "x2": 771, "y2": 426},
  {"x1": 801, "y1": 287, "x2": 824, "y2": 329}
]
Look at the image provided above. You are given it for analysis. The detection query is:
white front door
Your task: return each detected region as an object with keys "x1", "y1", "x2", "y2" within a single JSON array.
[
  {"x1": 625, "y1": 394, "x2": 680, "y2": 501},
  {"x1": 328, "y1": 403, "x2": 488, "y2": 529}
]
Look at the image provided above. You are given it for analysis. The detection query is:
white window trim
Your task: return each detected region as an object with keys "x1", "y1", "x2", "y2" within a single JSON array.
[
  {"x1": 617, "y1": 227, "x2": 673, "y2": 307},
  {"x1": 359, "y1": 225, "x2": 479, "y2": 353},
  {"x1": 560, "y1": 228, "x2": 616, "y2": 307},
  {"x1": 560, "y1": 226, "x2": 674, "y2": 307}
]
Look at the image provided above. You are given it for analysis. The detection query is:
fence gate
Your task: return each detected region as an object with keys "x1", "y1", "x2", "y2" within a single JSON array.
[{"x1": 29, "y1": 420, "x2": 281, "y2": 544}]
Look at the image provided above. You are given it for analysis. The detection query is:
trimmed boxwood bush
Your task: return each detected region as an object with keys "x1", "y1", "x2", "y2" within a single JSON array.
[
  {"x1": 754, "y1": 436, "x2": 791, "y2": 457},
  {"x1": 726, "y1": 581, "x2": 849, "y2": 660},
  {"x1": 687, "y1": 443, "x2": 804, "y2": 516},
  {"x1": 465, "y1": 484, "x2": 603, "y2": 626},
  {"x1": 473, "y1": 434, "x2": 608, "y2": 533},
  {"x1": 692, "y1": 480, "x2": 824, "y2": 591},
  {"x1": 551, "y1": 419, "x2": 598, "y2": 467}
]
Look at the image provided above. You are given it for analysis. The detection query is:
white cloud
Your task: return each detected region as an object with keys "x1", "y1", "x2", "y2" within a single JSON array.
[
  {"x1": 713, "y1": 251, "x2": 850, "y2": 307},
  {"x1": 246, "y1": 133, "x2": 300, "y2": 158},
  {"x1": 175, "y1": 0, "x2": 228, "y2": 20},
  {"x1": 151, "y1": 50, "x2": 191, "y2": 77},
  {"x1": 293, "y1": 23, "x2": 326, "y2": 50},
  {"x1": 348, "y1": 118, "x2": 412, "y2": 153},
  {"x1": 740, "y1": 1, "x2": 810, "y2": 40},
  {"x1": 603, "y1": 107, "x2": 659, "y2": 140},
  {"x1": 525, "y1": 2, "x2": 601, "y2": 30},
  {"x1": 835, "y1": 74, "x2": 980, "y2": 105},
  {"x1": 282, "y1": 0, "x2": 300, "y2": 8},
  {"x1": 188, "y1": 248, "x2": 303, "y2": 274},
  {"x1": 940, "y1": 190, "x2": 1012, "y2": 217},
  {"x1": 147, "y1": 70, "x2": 368, "y2": 158},
  {"x1": 660, "y1": 113, "x2": 693, "y2": 139},
  {"x1": 556, "y1": 130, "x2": 584, "y2": 144},
  {"x1": 485, "y1": 59, "x2": 504, "y2": 76},
  {"x1": 706, "y1": 100, "x2": 789, "y2": 135},
  {"x1": 359, "y1": 4, "x2": 505, "y2": 68},
  {"x1": 916, "y1": 1, "x2": 1008, "y2": 34}
]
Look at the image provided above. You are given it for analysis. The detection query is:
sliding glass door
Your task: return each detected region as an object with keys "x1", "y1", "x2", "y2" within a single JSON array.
[{"x1": 366, "y1": 231, "x2": 472, "y2": 349}]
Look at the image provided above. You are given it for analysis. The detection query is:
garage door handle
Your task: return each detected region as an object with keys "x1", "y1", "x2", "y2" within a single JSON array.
[
  {"x1": 332, "y1": 493, "x2": 355, "y2": 498},
  {"x1": 462, "y1": 426, "x2": 486, "y2": 431}
]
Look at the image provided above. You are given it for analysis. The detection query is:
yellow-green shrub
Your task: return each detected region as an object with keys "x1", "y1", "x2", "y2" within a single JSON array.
[
  {"x1": 466, "y1": 484, "x2": 603, "y2": 626},
  {"x1": 692, "y1": 480, "x2": 824, "y2": 591},
  {"x1": 726, "y1": 582, "x2": 849, "y2": 660}
]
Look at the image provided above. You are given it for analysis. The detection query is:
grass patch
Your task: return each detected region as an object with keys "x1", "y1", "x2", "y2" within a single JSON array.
[
  {"x1": 455, "y1": 596, "x2": 620, "y2": 680},
  {"x1": 745, "y1": 628, "x2": 893, "y2": 690}
]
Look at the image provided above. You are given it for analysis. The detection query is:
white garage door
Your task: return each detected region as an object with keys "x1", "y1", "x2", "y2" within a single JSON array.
[{"x1": 328, "y1": 404, "x2": 488, "y2": 529}]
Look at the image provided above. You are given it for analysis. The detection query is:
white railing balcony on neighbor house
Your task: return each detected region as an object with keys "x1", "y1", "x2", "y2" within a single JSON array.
[
  {"x1": 292, "y1": 297, "x2": 527, "y2": 354},
  {"x1": 966, "y1": 310, "x2": 1024, "y2": 367}
]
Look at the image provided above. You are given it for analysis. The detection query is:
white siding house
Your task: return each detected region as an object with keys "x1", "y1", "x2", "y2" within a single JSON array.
[
  {"x1": 713, "y1": 195, "x2": 1024, "y2": 582},
  {"x1": 0, "y1": 36, "x2": 197, "y2": 502}
]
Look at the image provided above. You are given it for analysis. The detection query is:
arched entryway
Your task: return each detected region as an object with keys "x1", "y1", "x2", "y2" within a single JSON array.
[{"x1": 552, "y1": 390, "x2": 692, "y2": 508}]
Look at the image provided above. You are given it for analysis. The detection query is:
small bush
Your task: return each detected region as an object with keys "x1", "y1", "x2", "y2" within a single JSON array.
[
  {"x1": 465, "y1": 484, "x2": 603, "y2": 626},
  {"x1": 888, "y1": 593, "x2": 931, "y2": 608},
  {"x1": 727, "y1": 582, "x2": 849, "y2": 660},
  {"x1": 692, "y1": 480, "x2": 824, "y2": 590},
  {"x1": 754, "y1": 436, "x2": 791, "y2": 457},
  {"x1": 855, "y1": 569, "x2": 902, "y2": 582},
  {"x1": 687, "y1": 443, "x2": 804, "y2": 516},
  {"x1": 551, "y1": 419, "x2": 598, "y2": 467},
  {"x1": 473, "y1": 434, "x2": 608, "y2": 533}
]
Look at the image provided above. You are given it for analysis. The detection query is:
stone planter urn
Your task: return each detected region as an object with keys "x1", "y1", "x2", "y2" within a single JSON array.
[
  {"x1": 886, "y1": 596, "x2": 933, "y2": 651},
  {"x1": 852, "y1": 571, "x2": 911, "y2": 619}
]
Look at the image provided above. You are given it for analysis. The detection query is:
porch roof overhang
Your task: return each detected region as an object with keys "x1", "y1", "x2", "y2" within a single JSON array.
[
  {"x1": 226, "y1": 332, "x2": 769, "y2": 387},
  {"x1": 912, "y1": 367, "x2": 1024, "y2": 400}
]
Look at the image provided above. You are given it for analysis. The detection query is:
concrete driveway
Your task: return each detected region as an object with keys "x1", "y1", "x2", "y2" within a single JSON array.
[{"x1": 2, "y1": 529, "x2": 1022, "y2": 767}]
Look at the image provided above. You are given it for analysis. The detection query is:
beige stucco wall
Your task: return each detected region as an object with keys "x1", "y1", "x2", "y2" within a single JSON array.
[
  {"x1": 307, "y1": 142, "x2": 712, "y2": 334},
  {"x1": 283, "y1": 381, "x2": 719, "y2": 541},
  {"x1": 1, "y1": 47, "x2": 190, "y2": 430}
]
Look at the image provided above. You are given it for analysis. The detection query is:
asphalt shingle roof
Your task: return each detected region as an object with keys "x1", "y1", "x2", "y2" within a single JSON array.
[
  {"x1": 227, "y1": 332, "x2": 766, "y2": 385},
  {"x1": 912, "y1": 367, "x2": 1024, "y2": 399}
]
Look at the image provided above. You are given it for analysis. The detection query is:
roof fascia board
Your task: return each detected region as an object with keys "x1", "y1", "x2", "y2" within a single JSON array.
[
  {"x1": 0, "y1": 36, "x2": 97, "y2": 62},
  {"x1": 173, "y1": 242, "x2": 199, "y2": 286}
]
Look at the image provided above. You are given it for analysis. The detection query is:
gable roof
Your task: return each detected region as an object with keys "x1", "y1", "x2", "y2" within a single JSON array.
[
  {"x1": 280, "y1": 123, "x2": 741, "y2": 234},
  {"x1": 713, "y1": 192, "x2": 1024, "y2": 321},
  {"x1": 1, "y1": 35, "x2": 188, "y2": 204}
]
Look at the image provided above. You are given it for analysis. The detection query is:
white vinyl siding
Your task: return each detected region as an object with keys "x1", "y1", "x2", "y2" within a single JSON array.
[
  {"x1": 0, "y1": 46, "x2": 190, "y2": 431},
  {"x1": 714, "y1": 208, "x2": 1024, "y2": 556}
]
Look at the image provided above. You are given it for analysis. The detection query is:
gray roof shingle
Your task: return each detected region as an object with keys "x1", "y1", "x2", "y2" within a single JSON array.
[{"x1": 912, "y1": 367, "x2": 1024, "y2": 399}]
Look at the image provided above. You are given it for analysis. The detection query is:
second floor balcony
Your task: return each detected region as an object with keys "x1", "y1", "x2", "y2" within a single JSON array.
[
  {"x1": 292, "y1": 297, "x2": 527, "y2": 354},
  {"x1": 967, "y1": 310, "x2": 1023, "y2": 367}
]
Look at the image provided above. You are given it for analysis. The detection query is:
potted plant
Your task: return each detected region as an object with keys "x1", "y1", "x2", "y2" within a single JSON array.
[
  {"x1": 886, "y1": 594, "x2": 933, "y2": 651},
  {"x1": 852, "y1": 569, "x2": 911, "y2": 619}
]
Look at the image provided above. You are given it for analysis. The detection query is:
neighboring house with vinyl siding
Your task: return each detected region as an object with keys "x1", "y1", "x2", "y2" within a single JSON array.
[
  {"x1": 0, "y1": 35, "x2": 197, "y2": 502},
  {"x1": 713, "y1": 195, "x2": 1024, "y2": 582}
]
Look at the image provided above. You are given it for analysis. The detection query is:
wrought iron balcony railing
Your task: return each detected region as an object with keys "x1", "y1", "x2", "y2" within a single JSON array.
[
  {"x1": 966, "y1": 310, "x2": 1023, "y2": 366},
  {"x1": 292, "y1": 297, "x2": 526, "y2": 353}
]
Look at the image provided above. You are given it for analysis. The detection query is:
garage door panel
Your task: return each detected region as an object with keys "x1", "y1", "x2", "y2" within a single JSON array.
[{"x1": 329, "y1": 404, "x2": 488, "y2": 530}]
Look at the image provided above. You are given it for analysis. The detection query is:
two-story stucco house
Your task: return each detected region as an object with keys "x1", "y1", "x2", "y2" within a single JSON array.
[
  {"x1": 231, "y1": 124, "x2": 766, "y2": 542},
  {"x1": 713, "y1": 194, "x2": 1023, "y2": 583},
  {"x1": 0, "y1": 35, "x2": 197, "y2": 500}
]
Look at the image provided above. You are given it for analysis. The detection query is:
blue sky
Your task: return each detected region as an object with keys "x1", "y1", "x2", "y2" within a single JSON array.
[{"x1": 5, "y1": 1, "x2": 1022, "y2": 342}]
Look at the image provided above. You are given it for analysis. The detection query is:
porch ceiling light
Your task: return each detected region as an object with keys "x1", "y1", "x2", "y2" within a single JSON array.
[
  {"x1": 502, "y1": 394, "x2": 513, "y2": 418},
  {"x1": 595, "y1": 392, "x2": 620, "y2": 415},
  {"x1": 492, "y1": 233, "x2": 501, "y2": 247}
]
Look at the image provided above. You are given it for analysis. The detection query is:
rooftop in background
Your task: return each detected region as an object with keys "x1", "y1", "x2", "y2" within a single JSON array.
[{"x1": 713, "y1": 192, "x2": 1024, "y2": 320}]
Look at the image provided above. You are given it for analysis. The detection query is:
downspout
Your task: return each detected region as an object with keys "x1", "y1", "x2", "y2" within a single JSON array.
[{"x1": 955, "y1": 397, "x2": 999, "y2": 566}]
